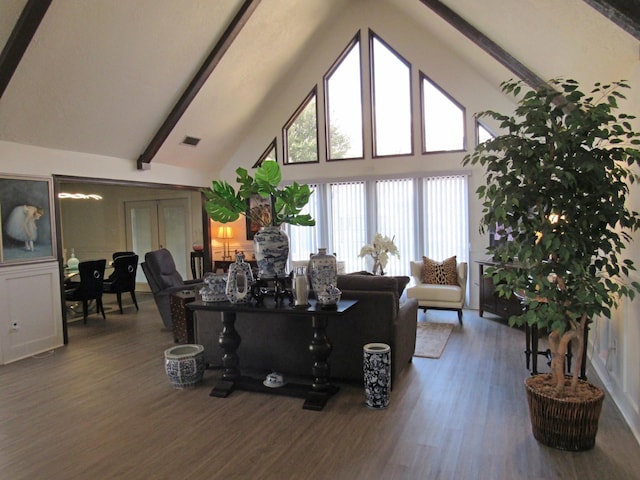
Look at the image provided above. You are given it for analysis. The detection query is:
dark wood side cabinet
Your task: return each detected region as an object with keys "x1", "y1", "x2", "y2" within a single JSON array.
[{"x1": 477, "y1": 261, "x2": 523, "y2": 319}]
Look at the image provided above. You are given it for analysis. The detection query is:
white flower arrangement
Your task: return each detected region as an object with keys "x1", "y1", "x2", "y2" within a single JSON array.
[{"x1": 359, "y1": 233, "x2": 399, "y2": 275}]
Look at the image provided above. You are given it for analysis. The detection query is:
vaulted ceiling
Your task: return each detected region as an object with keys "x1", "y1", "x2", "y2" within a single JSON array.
[{"x1": 1, "y1": 0, "x2": 638, "y2": 175}]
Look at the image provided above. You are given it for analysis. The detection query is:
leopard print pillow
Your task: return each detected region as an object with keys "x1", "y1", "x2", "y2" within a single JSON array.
[{"x1": 421, "y1": 256, "x2": 458, "y2": 285}]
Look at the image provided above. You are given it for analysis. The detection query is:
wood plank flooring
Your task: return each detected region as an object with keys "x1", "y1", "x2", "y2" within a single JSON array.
[{"x1": 1, "y1": 294, "x2": 639, "y2": 479}]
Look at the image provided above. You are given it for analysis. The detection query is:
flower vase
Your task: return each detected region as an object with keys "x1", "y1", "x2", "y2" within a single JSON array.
[
  {"x1": 226, "y1": 252, "x2": 254, "y2": 303},
  {"x1": 67, "y1": 248, "x2": 79, "y2": 270},
  {"x1": 253, "y1": 226, "x2": 289, "y2": 279},
  {"x1": 308, "y1": 248, "x2": 337, "y2": 302}
]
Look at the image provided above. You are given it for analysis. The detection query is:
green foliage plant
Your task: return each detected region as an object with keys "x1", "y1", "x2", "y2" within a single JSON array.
[
  {"x1": 463, "y1": 78, "x2": 640, "y2": 395},
  {"x1": 202, "y1": 161, "x2": 315, "y2": 228}
]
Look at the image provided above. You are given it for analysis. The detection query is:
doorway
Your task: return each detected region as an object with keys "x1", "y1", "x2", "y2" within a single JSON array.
[
  {"x1": 125, "y1": 198, "x2": 191, "y2": 281},
  {"x1": 53, "y1": 175, "x2": 211, "y2": 343}
]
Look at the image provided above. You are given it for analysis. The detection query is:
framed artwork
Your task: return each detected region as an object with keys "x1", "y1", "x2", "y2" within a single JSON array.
[
  {"x1": 245, "y1": 193, "x2": 271, "y2": 240},
  {"x1": 0, "y1": 174, "x2": 56, "y2": 264}
]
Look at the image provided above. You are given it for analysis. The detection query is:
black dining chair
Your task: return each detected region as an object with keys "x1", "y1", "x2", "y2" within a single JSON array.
[
  {"x1": 65, "y1": 259, "x2": 107, "y2": 324},
  {"x1": 103, "y1": 253, "x2": 139, "y2": 314},
  {"x1": 112, "y1": 251, "x2": 135, "y2": 261}
]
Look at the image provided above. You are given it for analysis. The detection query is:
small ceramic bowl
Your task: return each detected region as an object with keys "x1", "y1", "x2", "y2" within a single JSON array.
[{"x1": 317, "y1": 292, "x2": 341, "y2": 306}]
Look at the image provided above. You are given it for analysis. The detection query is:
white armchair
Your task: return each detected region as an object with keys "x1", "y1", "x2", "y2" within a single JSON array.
[{"x1": 406, "y1": 260, "x2": 468, "y2": 325}]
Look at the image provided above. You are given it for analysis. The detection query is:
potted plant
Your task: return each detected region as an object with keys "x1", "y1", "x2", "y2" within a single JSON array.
[
  {"x1": 463, "y1": 78, "x2": 640, "y2": 450},
  {"x1": 202, "y1": 161, "x2": 315, "y2": 278}
]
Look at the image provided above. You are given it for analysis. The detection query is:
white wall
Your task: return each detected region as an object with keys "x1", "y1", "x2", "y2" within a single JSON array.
[{"x1": 0, "y1": 141, "x2": 210, "y2": 187}]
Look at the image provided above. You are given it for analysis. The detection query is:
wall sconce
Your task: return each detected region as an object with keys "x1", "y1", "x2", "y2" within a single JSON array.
[{"x1": 217, "y1": 226, "x2": 233, "y2": 260}]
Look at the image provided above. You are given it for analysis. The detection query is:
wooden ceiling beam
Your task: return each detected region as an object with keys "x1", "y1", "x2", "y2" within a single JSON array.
[
  {"x1": 0, "y1": 0, "x2": 52, "y2": 99},
  {"x1": 137, "y1": 0, "x2": 262, "y2": 170},
  {"x1": 417, "y1": 0, "x2": 547, "y2": 89},
  {"x1": 583, "y1": 0, "x2": 640, "y2": 40}
]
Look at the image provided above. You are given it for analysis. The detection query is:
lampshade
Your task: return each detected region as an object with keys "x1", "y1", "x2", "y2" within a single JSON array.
[{"x1": 217, "y1": 226, "x2": 233, "y2": 239}]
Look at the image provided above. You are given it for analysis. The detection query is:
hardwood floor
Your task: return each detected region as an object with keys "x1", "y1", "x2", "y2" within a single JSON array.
[{"x1": 1, "y1": 294, "x2": 639, "y2": 479}]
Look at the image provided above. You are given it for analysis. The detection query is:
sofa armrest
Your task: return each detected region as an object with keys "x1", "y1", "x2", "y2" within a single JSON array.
[
  {"x1": 394, "y1": 297, "x2": 419, "y2": 376},
  {"x1": 409, "y1": 261, "x2": 423, "y2": 285},
  {"x1": 155, "y1": 282, "x2": 203, "y2": 298}
]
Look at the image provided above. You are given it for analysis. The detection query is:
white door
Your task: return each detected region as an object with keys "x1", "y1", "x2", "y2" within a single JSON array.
[{"x1": 125, "y1": 199, "x2": 191, "y2": 286}]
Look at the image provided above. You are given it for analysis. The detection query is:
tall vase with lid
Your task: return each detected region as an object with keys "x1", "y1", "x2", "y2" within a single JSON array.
[
  {"x1": 253, "y1": 226, "x2": 289, "y2": 279},
  {"x1": 308, "y1": 248, "x2": 337, "y2": 302},
  {"x1": 226, "y1": 252, "x2": 254, "y2": 303}
]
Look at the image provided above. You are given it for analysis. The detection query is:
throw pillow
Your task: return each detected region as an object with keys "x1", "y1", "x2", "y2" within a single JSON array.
[{"x1": 421, "y1": 256, "x2": 458, "y2": 285}]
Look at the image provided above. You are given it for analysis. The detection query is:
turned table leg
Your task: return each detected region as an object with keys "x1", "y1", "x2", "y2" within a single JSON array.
[
  {"x1": 305, "y1": 314, "x2": 338, "y2": 410},
  {"x1": 210, "y1": 311, "x2": 241, "y2": 397}
]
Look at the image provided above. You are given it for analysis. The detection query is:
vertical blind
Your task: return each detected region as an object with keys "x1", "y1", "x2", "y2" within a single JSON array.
[
  {"x1": 423, "y1": 175, "x2": 468, "y2": 263},
  {"x1": 330, "y1": 181, "x2": 366, "y2": 273},
  {"x1": 375, "y1": 178, "x2": 415, "y2": 276},
  {"x1": 285, "y1": 173, "x2": 468, "y2": 276}
]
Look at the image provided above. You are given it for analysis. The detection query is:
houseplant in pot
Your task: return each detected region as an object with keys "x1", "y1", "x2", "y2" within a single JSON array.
[
  {"x1": 463, "y1": 78, "x2": 640, "y2": 450},
  {"x1": 202, "y1": 160, "x2": 315, "y2": 278}
]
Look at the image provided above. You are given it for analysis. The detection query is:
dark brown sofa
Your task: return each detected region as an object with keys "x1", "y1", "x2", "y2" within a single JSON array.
[{"x1": 193, "y1": 274, "x2": 418, "y2": 386}]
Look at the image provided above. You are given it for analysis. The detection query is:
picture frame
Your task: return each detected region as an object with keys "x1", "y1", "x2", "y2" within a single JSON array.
[
  {"x1": 245, "y1": 193, "x2": 271, "y2": 240},
  {"x1": 0, "y1": 174, "x2": 56, "y2": 265}
]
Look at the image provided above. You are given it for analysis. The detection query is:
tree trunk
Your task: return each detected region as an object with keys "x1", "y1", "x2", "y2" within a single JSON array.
[
  {"x1": 548, "y1": 328, "x2": 577, "y2": 395},
  {"x1": 570, "y1": 314, "x2": 588, "y2": 391}
]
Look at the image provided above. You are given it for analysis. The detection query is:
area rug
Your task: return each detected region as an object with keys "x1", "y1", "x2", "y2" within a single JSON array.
[{"x1": 413, "y1": 322, "x2": 455, "y2": 359}]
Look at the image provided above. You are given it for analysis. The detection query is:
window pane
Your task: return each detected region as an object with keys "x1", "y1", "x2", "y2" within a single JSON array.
[
  {"x1": 287, "y1": 186, "x2": 320, "y2": 261},
  {"x1": 330, "y1": 182, "x2": 366, "y2": 273},
  {"x1": 371, "y1": 36, "x2": 412, "y2": 157},
  {"x1": 286, "y1": 174, "x2": 469, "y2": 278},
  {"x1": 326, "y1": 41, "x2": 363, "y2": 160},
  {"x1": 422, "y1": 76, "x2": 465, "y2": 152},
  {"x1": 477, "y1": 121, "x2": 494, "y2": 144},
  {"x1": 285, "y1": 93, "x2": 318, "y2": 164},
  {"x1": 375, "y1": 178, "x2": 415, "y2": 276},
  {"x1": 253, "y1": 139, "x2": 277, "y2": 168},
  {"x1": 422, "y1": 175, "x2": 468, "y2": 263}
]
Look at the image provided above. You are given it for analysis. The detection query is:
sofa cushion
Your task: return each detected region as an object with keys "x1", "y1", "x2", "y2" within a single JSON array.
[
  {"x1": 406, "y1": 283, "x2": 462, "y2": 302},
  {"x1": 421, "y1": 256, "x2": 458, "y2": 285},
  {"x1": 337, "y1": 274, "x2": 410, "y2": 298}
]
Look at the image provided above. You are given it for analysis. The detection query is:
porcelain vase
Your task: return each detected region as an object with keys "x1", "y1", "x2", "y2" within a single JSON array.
[
  {"x1": 253, "y1": 226, "x2": 289, "y2": 279},
  {"x1": 308, "y1": 248, "x2": 337, "y2": 301},
  {"x1": 363, "y1": 343, "x2": 391, "y2": 409},
  {"x1": 200, "y1": 272, "x2": 227, "y2": 302},
  {"x1": 164, "y1": 344, "x2": 205, "y2": 388},
  {"x1": 226, "y1": 252, "x2": 254, "y2": 303}
]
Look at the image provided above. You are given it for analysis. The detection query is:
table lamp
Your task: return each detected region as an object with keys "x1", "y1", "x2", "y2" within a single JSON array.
[{"x1": 217, "y1": 225, "x2": 233, "y2": 260}]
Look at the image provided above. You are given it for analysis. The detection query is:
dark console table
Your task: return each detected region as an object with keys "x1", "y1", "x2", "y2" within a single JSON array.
[
  {"x1": 187, "y1": 298, "x2": 358, "y2": 411},
  {"x1": 477, "y1": 261, "x2": 524, "y2": 319}
]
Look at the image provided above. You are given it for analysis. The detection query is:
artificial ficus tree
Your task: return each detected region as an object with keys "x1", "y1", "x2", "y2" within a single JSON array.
[{"x1": 464, "y1": 78, "x2": 640, "y2": 395}]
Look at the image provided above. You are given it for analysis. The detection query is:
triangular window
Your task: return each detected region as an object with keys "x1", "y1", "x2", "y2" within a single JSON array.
[
  {"x1": 421, "y1": 73, "x2": 465, "y2": 152},
  {"x1": 476, "y1": 121, "x2": 495, "y2": 145},
  {"x1": 253, "y1": 138, "x2": 277, "y2": 168}
]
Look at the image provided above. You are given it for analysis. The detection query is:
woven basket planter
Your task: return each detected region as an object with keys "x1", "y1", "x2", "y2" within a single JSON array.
[{"x1": 525, "y1": 374, "x2": 605, "y2": 451}]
